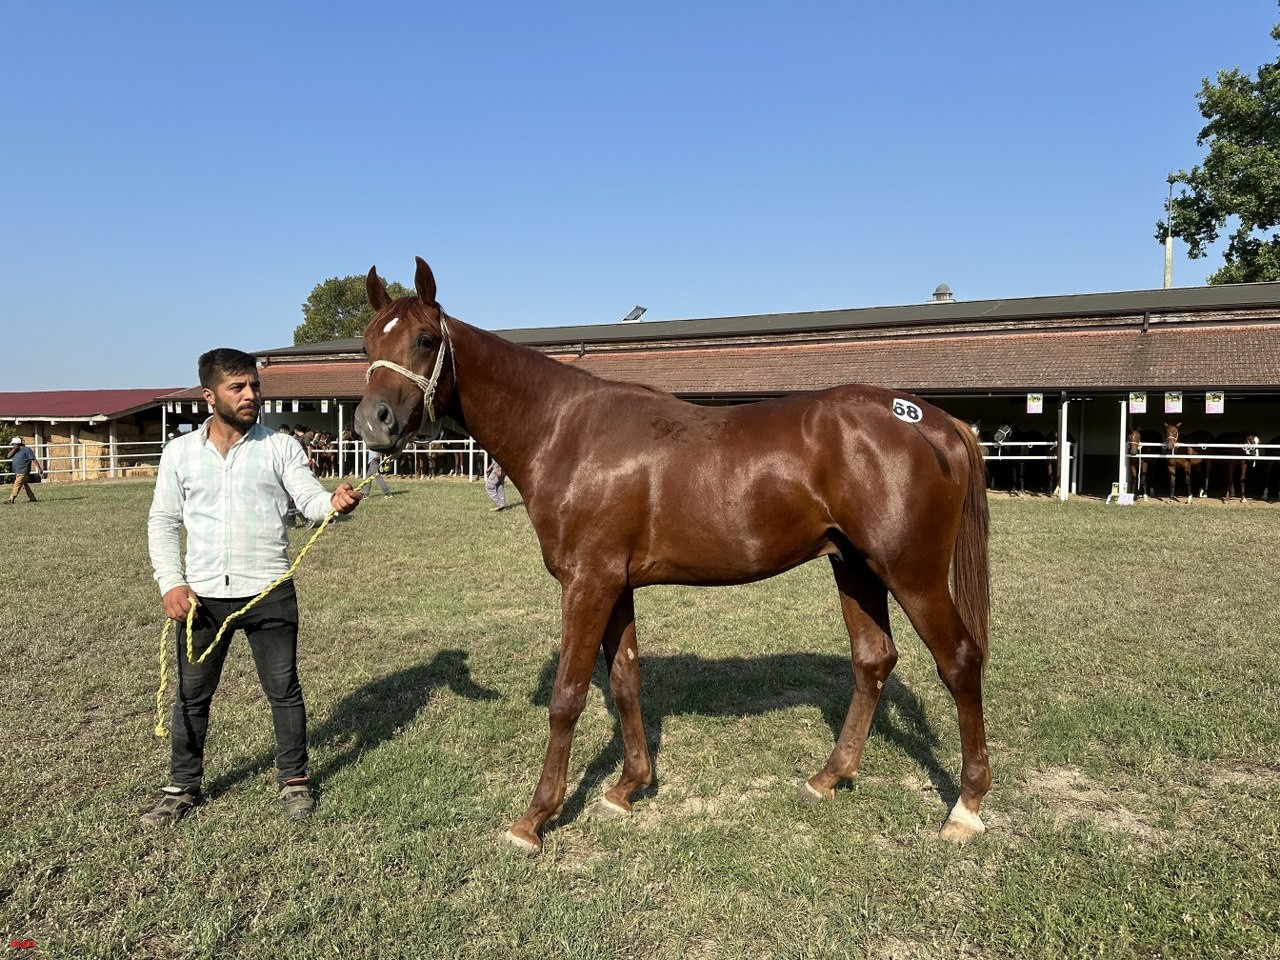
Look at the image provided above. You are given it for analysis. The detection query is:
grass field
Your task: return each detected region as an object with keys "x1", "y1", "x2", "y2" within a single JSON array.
[{"x1": 1, "y1": 479, "x2": 1278, "y2": 959}]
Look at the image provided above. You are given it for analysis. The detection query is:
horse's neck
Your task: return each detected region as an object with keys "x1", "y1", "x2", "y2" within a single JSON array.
[{"x1": 447, "y1": 319, "x2": 586, "y2": 489}]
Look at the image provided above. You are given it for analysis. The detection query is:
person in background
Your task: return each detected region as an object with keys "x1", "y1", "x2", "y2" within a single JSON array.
[
  {"x1": 366, "y1": 449, "x2": 392, "y2": 498},
  {"x1": 485, "y1": 458, "x2": 505, "y2": 511},
  {"x1": 143, "y1": 348, "x2": 364, "y2": 828},
  {"x1": 5, "y1": 437, "x2": 43, "y2": 504}
]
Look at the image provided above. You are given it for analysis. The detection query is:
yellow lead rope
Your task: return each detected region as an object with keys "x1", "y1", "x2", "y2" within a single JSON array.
[{"x1": 153, "y1": 461, "x2": 392, "y2": 738}]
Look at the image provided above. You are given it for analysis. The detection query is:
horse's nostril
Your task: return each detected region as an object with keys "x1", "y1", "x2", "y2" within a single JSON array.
[{"x1": 376, "y1": 402, "x2": 393, "y2": 426}]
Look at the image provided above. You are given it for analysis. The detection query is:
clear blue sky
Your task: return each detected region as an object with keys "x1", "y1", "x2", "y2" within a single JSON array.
[{"x1": 3, "y1": 1, "x2": 1277, "y2": 389}]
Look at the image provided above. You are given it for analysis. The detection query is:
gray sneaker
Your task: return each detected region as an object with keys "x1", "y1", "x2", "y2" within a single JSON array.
[
  {"x1": 279, "y1": 779, "x2": 316, "y2": 822},
  {"x1": 140, "y1": 785, "x2": 201, "y2": 827}
]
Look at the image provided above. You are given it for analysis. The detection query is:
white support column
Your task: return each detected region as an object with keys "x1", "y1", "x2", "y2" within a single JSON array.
[
  {"x1": 337, "y1": 402, "x2": 345, "y2": 476},
  {"x1": 1058, "y1": 400, "x2": 1070, "y2": 502},
  {"x1": 69, "y1": 424, "x2": 81, "y2": 480},
  {"x1": 1117, "y1": 399, "x2": 1129, "y2": 496},
  {"x1": 109, "y1": 420, "x2": 119, "y2": 478}
]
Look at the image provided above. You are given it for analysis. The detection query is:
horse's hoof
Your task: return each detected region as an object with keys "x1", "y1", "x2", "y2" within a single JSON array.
[
  {"x1": 589, "y1": 797, "x2": 631, "y2": 821},
  {"x1": 502, "y1": 829, "x2": 542, "y2": 856},
  {"x1": 797, "y1": 781, "x2": 832, "y2": 803},
  {"x1": 939, "y1": 801, "x2": 986, "y2": 844}
]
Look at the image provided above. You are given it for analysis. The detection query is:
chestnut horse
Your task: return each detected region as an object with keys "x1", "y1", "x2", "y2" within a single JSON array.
[{"x1": 355, "y1": 258, "x2": 991, "y2": 854}]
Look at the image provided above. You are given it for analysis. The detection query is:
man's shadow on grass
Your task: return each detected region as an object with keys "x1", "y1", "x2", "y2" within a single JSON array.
[
  {"x1": 203, "y1": 649, "x2": 499, "y2": 799},
  {"x1": 531, "y1": 651, "x2": 957, "y2": 827}
]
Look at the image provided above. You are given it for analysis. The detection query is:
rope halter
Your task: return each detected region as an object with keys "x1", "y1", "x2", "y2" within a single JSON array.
[{"x1": 365, "y1": 316, "x2": 451, "y2": 423}]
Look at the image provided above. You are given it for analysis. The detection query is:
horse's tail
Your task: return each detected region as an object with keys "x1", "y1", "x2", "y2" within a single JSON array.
[{"x1": 951, "y1": 419, "x2": 991, "y2": 670}]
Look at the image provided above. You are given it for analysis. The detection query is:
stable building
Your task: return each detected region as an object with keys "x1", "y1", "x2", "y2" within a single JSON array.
[{"x1": 165, "y1": 281, "x2": 1280, "y2": 498}]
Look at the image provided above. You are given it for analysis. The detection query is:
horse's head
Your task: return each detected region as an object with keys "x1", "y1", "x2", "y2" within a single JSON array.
[
  {"x1": 1163, "y1": 422, "x2": 1181, "y2": 452},
  {"x1": 1127, "y1": 428, "x2": 1143, "y2": 456},
  {"x1": 355, "y1": 257, "x2": 455, "y2": 454},
  {"x1": 993, "y1": 423, "x2": 1013, "y2": 447},
  {"x1": 1244, "y1": 433, "x2": 1261, "y2": 456}
]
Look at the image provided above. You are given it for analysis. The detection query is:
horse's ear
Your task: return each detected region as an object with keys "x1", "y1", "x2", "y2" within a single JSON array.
[
  {"x1": 367, "y1": 266, "x2": 392, "y2": 312},
  {"x1": 415, "y1": 256, "x2": 437, "y2": 305}
]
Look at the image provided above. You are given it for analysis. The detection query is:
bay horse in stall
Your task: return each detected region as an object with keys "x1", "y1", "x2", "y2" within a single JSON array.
[
  {"x1": 1263, "y1": 436, "x2": 1280, "y2": 501},
  {"x1": 1218, "y1": 431, "x2": 1261, "y2": 503},
  {"x1": 355, "y1": 257, "x2": 992, "y2": 854},
  {"x1": 1163, "y1": 422, "x2": 1213, "y2": 503},
  {"x1": 991, "y1": 421, "x2": 1025, "y2": 495},
  {"x1": 1126, "y1": 428, "x2": 1157, "y2": 501},
  {"x1": 1021, "y1": 428, "x2": 1049, "y2": 495}
]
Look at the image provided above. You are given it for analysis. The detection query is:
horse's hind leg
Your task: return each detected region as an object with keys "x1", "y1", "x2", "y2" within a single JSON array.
[
  {"x1": 594, "y1": 589, "x2": 653, "y2": 818},
  {"x1": 803, "y1": 556, "x2": 897, "y2": 801},
  {"x1": 893, "y1": 580, "x2": 990, "y2": 842}
]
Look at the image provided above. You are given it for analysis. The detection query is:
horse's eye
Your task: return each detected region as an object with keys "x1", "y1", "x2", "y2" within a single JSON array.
[{"x1": 416, "y1": 334, "x2": 433, "y2": 350}]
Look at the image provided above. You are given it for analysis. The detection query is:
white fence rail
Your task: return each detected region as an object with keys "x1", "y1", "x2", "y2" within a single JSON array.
[
  {"x1": 1129, "y1": 441, "x2": 1280, "y2": 462},
  {"x1": 3, "y1": 438, "x2": 493, "y2": 483}
]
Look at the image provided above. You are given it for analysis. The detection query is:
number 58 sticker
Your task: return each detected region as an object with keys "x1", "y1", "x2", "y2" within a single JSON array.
[{"x1": 892, "y1": 398, "x2": 923, "y2": 423}]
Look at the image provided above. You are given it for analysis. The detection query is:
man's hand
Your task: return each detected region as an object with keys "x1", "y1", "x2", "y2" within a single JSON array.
[
  {"x1": 163, "y1": 586, "x2": 199, "y2": 622},
  {"x1": 331, "y1": 482, "x2": 364, "y2": 514}
]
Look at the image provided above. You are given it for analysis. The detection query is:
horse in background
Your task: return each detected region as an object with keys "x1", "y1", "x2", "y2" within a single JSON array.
[
  {"x1": 1163, "y1": 422, "x2": 1213, "y2": 503},
  {"x1": 1218, "y1": 431, "x2": 1261, "y2": 502},
  {"x1": 1126, "y1": 428, "x2": 1157, "y2": 501},
  {"x1": 966, "y1": 420, "x2": 991, "y2": 487},
  {"x1": 426, "y1": 426, "x2": 469, "y2": 477},
  {"x1": 312, "y1": 431, "x2": 337, "y2": 477},
  {"x1": 1020, "y1": 428, "x2": 1051, "y2": 495},
  {"x1": 991, "y1": 420, "x2": 1025, "y2": 495},
  {"x1": 1262, "y1": 436, "x2": 1280, "y2": 501}
]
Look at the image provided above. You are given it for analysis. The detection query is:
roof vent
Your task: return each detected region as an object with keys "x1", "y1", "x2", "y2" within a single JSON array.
[{"x1": 931, "y1": 284, "x2": 954, "y2": 303}]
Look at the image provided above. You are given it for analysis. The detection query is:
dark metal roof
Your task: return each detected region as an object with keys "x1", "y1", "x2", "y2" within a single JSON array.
[
  {"x1": 255, "y1": 281, "x2": 1280, "y2": 359},
  {"x1": 0, "y1": 388, "x2": 183, "y2": 421}
]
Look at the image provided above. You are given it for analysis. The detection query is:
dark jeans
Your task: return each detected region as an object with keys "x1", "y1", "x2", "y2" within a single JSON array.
[{"x1": 170, "y1": 580, "x2": 308, "y2": 789}]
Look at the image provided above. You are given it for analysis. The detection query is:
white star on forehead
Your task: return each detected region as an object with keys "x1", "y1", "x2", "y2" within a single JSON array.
[{"x1": 383, "y1": 316, "x2": 400, "y2": 333}]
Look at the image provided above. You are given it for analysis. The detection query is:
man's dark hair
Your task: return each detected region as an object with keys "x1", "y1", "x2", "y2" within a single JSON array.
[{"x1": 198, "y1": 348, "x2": 258, "y2": 389}]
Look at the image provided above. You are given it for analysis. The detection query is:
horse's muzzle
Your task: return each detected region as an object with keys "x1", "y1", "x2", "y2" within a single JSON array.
[{"x1": 354, "y1": 397, "x2": 413, "y2": 454}]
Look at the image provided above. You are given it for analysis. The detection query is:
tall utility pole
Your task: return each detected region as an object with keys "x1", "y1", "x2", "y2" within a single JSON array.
[{"x1": 1164, "y1": 174, "x2": 1176, "y2": 289}]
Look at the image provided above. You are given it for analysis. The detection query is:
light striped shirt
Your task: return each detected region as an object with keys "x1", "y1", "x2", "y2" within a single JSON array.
[{"x1": 148, "y1": 420, "x2": 335, "y2": 599}]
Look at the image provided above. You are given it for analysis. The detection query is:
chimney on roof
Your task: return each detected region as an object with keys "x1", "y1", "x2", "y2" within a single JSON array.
[{"x1": 930, "y1": 284, "x2": 954, "y2": 303}]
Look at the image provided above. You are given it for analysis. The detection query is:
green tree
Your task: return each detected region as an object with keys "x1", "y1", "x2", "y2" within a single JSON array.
[
  {"x1": 1159, "y1": 14, "x2": 1280, "y2": 284},
  {"x1": 293, "y1": 274, "x2": 412, "y2": 345}
]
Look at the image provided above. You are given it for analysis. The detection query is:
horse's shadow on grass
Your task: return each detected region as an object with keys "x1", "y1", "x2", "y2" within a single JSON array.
[
  {"x1": 533, "y1": 651, "x2": 957, "y2": 827},
  {"x1": 203, "y1": 649, "x2": 498, "y2": 800}
]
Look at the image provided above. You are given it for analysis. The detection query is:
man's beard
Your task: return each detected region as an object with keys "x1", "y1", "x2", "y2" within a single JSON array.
[{"x1": 214, "y1": 396, "x2": 259, "y2": 430}]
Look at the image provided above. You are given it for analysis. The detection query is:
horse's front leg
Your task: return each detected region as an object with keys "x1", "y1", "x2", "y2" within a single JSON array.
[{"x1": 505, "y1": 582, "x2": 621, "y2": 855}]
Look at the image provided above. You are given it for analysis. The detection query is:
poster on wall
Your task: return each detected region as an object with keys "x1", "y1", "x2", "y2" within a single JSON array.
[
  {"x1": 1128, "y1": 392, "x2": 1147, "y2": 414},
  {"x1": 1026, "y1": 392, "x2": 1043, "y2": 414},
  {"x1": 292, "y1": 400, "x2": 300, "y2": 413},
  {"x1": 321, "y1": 400, "x2": 329, "y2": 414},
  {"x1": 1164, "y1": 391, "x2": 1183, "y2": 414},
  {"x1": 1206, "y1": 391, "x2": 1225, "y2": 414}
]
